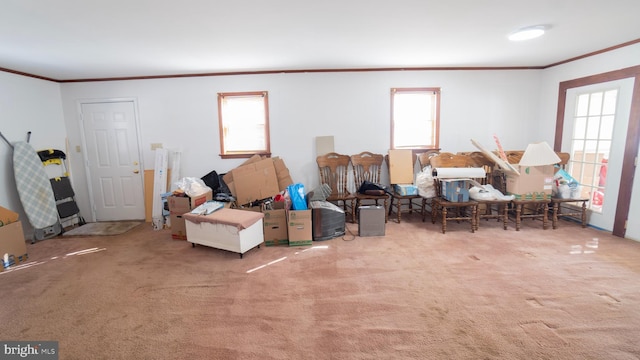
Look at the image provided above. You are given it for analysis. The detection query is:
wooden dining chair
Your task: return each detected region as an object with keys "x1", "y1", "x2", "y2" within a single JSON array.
[
  {"x1": 386, "y1": 153, "x2": 422, "y2": 223},
  {"x1": 351, "y1": 151, "x2": 389, "y2": 223},
  {"x1": 316, "y1": 152, "x2": 356, "y2": 223},
  {"x1": 429, "y1": 152, "x2": 478, "y2": 233}
]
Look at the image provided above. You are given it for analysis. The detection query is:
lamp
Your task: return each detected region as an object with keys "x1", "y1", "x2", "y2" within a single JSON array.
[{"x1": 508, "y1": 25, "x2": 547, "y2": 41}]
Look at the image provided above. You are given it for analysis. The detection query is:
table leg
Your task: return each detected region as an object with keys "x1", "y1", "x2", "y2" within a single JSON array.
[
  {"x1": 441, "y1": 207, "x2": 447, "y2": 234},
  {"x1": 515, "y1": 203, "x2": 522, "y2": 231}
]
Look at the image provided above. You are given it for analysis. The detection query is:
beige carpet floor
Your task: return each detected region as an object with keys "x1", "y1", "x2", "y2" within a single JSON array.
[{"x1": 1, "y1": 214, "x2": 639, "y2": 359}]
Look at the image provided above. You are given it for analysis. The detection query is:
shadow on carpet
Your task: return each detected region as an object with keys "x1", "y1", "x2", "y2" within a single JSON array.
[{"x1": 62, "y1": 221, "x2": 143, "y2": 236}]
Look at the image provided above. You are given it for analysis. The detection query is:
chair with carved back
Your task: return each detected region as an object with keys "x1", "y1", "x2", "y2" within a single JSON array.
[
  {"x1": 428, "y1": 152, "x2": 478, "y2": 233},
  {"x1": 386, "y1": 153, "x2": 422, "y2": 223},
  {"x1": 500, "y1": 149, "x2": 549, "y2": 231},
  {"x1": 550, "y1": 151, "x2": 589, "y2": 229},
  {"x1": 316, "y1": 152, "x2": 356, "y2": 223},
  {"x1": 417, "y1": 150, "x2": 440, "y2": 221},
  {"x1": 467, "y1": 151, "x2": 512, "y2": 230},
  {"x1": 351, "y1": 151, "x2": 389, "y2": 223}
]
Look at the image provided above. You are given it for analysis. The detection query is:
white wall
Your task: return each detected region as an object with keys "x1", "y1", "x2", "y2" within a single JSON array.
[
  {"x1": 2, "y1": 42, "x2": 637, "y2": 235},
  {"x1": 59, "y1": 69, "x2": 542, "y2": 220},
  {"x1": 0, "y1": 72, "x2": 66, "y2": 238}
]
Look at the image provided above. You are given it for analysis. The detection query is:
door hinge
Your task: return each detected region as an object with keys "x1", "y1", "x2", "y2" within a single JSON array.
[{"x1": 625, "y1": 219, "x2": 628, "y2": 229}]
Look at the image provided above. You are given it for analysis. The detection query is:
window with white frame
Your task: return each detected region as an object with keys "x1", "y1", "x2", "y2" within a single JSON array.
[
  {"x1": 217, "y1": 91, "x2": 270, "y2": 158},
  {"x1": 391, "y1": 88, "x2": 440, "y2": 150}
]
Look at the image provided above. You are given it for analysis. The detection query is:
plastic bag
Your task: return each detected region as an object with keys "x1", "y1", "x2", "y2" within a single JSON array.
[
  {"x1": 416, "y1": 166, "x2": 436, "y2": 198},
  {"x1": 553, "y1": 168, "x2": 581, "y2": 199},
  {"x1": 469, "y1": 186, "x2": 495, "y2": 200},
  {"x1": 175, "y1": 177, "x2": 212, "y2": 197},
  {"x1": 287, "y1": 183, "x2": 307, "y2": 210}
]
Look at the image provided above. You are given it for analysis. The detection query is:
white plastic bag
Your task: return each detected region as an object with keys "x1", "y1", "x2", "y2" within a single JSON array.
[
  {"x1": 175, "y1": 177, "x2": 212, "y2": 197},
  {"x1": 416, "y1": 166, "x2": 436, "y2": 198}
]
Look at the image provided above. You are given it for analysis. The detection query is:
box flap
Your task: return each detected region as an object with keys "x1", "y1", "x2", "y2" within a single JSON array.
[
  {"x1": 470, "y1": 139, "x2": 520, "y2": 176},
  {"x1": 519, "y1": 141, "x2": 561, "y2": 166},
  {"x1": 388, "y1": 149, "x2": 414, "y2": 184},
  {"x1": 0, "y1": 206, "x2": 19, "y2": 226},
  {"x1": 232, "y1": 158, "x2": 280, "y2": 205}
]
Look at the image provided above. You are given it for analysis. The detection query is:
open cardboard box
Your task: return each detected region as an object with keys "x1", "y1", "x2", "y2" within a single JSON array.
[
  {"x1": 223, "y1": 156, "x2": 294, "y2": 207},
  {"x1": 0, "y1": 206, "x2": 28, "y2": 270},
  {"x1": 472, "y1": 139, "x2": 560, "y2": 199}
]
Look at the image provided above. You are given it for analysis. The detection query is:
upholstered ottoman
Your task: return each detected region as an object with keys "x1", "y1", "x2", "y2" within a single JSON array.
[{"x1": 183, "y1": 208, "x2": 264, "y2": 258}]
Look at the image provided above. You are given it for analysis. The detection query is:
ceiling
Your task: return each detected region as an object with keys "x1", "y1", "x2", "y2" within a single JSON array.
[{"x1": 2, "y1": 0, "x2": 640, "y2": 82}]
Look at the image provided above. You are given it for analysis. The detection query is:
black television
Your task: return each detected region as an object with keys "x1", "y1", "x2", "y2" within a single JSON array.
[{"x1": 310, "y1": 201, "x2": 346, "y2": 241}]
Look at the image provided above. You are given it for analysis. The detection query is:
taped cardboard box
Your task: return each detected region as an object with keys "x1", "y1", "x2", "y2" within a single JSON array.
[
  {"x1": 263, "y1": 209, "x2": 288, "y2": 246},
  {"x1": 287, "y1": 210, "x2": 312, "y2": 246},
  {"x1": 167, "y1": 190, "x2": 213, "y2": 240},
  {"x1": 471, "y1": 139, "x2": 560, "y2": 199},
  {"x1": 506, "y1": 165, "x2": 555, "y2": 200},
  {"x1": 505, "y1": 142, "x2": 560, "y2": 199},
  {"x1": 0, "y1": 206, "x2": 28, "y2": 270}
]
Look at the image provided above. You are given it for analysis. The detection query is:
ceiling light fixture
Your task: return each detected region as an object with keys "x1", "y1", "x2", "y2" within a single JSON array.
[{"x1": 508, "y1": 25, "x2": 547, "y2": 41}]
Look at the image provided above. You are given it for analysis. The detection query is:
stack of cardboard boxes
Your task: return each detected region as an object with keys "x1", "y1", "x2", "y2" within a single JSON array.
[
  {"x1": 167, "y1": 190, "x2": 212, "y2": 240},
  {"x1": 172, "y1": 155, "x2": 313, "y2": 248}
]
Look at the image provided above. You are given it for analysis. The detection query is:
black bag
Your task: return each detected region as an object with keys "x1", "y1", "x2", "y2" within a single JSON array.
[
  {"x1": 358, "y1": 181, "x2": 391, "y2": 195},
  {"x1": 201, "y1": 170, "x2": 220, "y2": 193}
]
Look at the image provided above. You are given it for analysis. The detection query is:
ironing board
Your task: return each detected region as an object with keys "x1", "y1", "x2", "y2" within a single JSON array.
[{"x1": 13, "y1": 141, "x2": 62, "y2": 241}]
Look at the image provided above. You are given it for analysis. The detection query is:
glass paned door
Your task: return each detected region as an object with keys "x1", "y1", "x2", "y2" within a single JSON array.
[{"x1": 562, "y1": 78, "x2": 634, "y2": 231}]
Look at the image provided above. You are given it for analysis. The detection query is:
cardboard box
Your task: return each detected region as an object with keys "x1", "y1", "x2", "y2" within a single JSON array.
[
  {"x1": 263, "y1": 209, "x2": 288, "y2": 246},
  {"x1": 223, "y1": 154, "x2": 264, "y2": 197},
  {"x1": 506, "y1": 165, "x2": 555, "y2": 199},
  {"x1": 500, "y1": 141, "x2": 559, "y2": 199},
  {"x1": 471, "y1": 140, "x2": 560, "y2": 200},
  {"x1": 167, "y1": 190, "x2": 213, "y2": 240},
  {"x1": 169, "y1": 214, "x2": 187, "y2": 240},
  {"x1": 232, "y1": 158, "x2": 280, "y2": 205},
  {"x1": 388, "y1": 149, "x2": 415, "y2": 184},
  {"x1": 394, "y1": 184, "x2": 418, "y2": 196},
  {"x1": 0, "y1": 206, "x2": 28, "y2": 270},
  {"x1": 287, "y1": 210, "x2": 312, "y2": 246},
  {"x1": 272, "y1": 157, "x2": 294, "y2": 192},
  {"x1": 440, "y1": 179, "x2": 470, "y2": 202}
]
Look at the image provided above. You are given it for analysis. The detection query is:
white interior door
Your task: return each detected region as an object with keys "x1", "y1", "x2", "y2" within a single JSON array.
[
  {"x1": 80, "y1": 101, "x2": 145, "y2": 221},
  {"x1": 562, "y1": 78, "x2": 634, "y2": 231}
]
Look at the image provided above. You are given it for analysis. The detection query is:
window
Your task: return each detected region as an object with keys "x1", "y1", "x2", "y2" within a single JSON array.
[
  {"x1": 390, "y1": 88, "x2": 440, "y2": 150},
  {"x1": 217, "y1": 91, "x2": 270, "y2": 158},
  {"x1": 567, "y1": 88, "x2": 618, "y2": 213}
]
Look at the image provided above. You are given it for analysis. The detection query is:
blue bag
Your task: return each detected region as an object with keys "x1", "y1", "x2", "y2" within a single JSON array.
[{"x1": 287, "y1": 183, "x2": 307, "y2": 210}]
